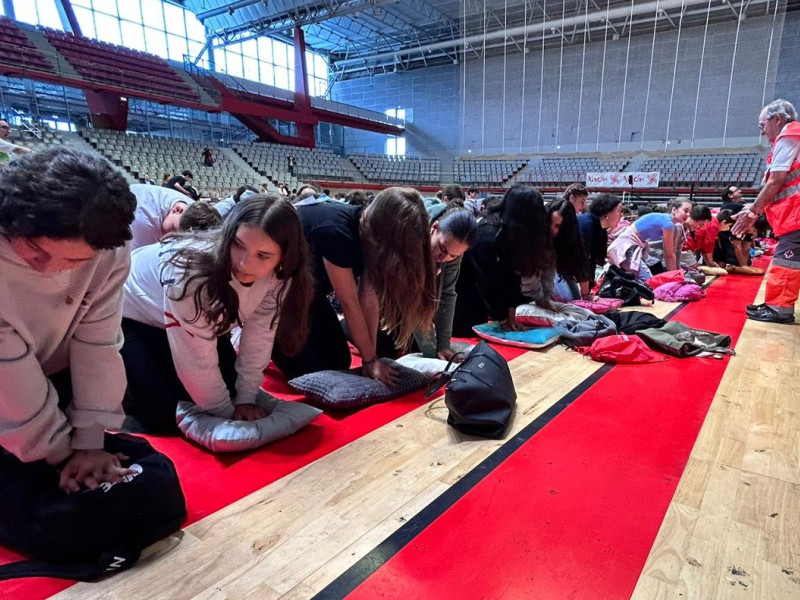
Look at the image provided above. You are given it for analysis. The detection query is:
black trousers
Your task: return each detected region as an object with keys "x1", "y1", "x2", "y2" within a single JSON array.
[
  {"x1": 272, "y1": 292, "x2": 352, "y2": 379},
  {"x1": 120, "y1": 318, "x2": 237, "y2": 434}
]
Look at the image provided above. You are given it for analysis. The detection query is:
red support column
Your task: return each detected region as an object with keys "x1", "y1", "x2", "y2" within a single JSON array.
[
  {"x1": 84, "y1": 91, "x2": 129, "y2": 131},
  {"x1": 292, "y1": 27, "x2": 316, "y2": 148}
]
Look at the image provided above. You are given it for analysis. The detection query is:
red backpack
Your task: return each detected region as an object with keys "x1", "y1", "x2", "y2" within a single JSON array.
[{"x1": 578, "y1": 334, "x2": 669, "y2": 364}]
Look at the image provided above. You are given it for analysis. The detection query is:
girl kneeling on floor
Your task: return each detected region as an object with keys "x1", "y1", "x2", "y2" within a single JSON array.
[{"x1": 122, "y1": 194, "x2": 313, "y2": 433}]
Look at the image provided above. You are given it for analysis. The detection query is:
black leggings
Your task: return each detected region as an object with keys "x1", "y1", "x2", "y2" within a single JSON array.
[
  {"x1": 120, "y1": 318, "x2": 237, "y2": 434},
  {"x1": 272, "y1": 293, "x2": 351, "y2": 380}
]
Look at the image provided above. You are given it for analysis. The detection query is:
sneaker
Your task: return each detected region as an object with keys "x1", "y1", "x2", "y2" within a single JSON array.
[{"x1": 746, "y1": 305, "x2": 795, "y2": 324}]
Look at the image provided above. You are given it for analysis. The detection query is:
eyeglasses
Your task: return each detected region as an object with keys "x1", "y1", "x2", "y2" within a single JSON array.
[{"x1": 758, "y1": 115, "x2": 777, "y2": 131}]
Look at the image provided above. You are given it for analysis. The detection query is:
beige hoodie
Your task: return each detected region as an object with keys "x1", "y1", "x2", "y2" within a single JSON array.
[{"x1": 0, "y1": 235, "x2": 129, "y2": 464}]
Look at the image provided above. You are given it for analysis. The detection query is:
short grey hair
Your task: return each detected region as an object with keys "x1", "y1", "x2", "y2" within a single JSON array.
[{"x1": 762, "y1": 99, "x2": 797, "y2": 123}]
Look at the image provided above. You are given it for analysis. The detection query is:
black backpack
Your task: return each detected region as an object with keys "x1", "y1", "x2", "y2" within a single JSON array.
[
  {"x1": 0, "y1": 433, "x2": 186, "y2": 581},
  {"x1": 598, "y1": 265, "x2": 655, "y2": 307}
]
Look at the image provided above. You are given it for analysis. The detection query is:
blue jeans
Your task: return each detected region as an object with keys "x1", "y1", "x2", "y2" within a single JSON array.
[{"x1": 553, "y1": 273, "x2": 581, "y2": 302}]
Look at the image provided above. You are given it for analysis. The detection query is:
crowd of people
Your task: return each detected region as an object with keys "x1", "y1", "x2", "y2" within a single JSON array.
[{"x1": 0, "y1": 98, "x2": 797, "y2": 573}]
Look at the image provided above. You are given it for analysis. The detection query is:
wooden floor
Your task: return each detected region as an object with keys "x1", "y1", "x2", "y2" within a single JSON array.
[
  {"x1": 631, "y1": 280, "x2": 800, "y2": 599},
  {"x1": 52, "y1": 277, "x2": 799, "y2": 600}
]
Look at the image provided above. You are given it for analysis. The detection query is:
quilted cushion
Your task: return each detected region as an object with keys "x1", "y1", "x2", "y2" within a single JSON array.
[
  {"x1": 288, "y1": 359, "x2": 429, "y2": 409},
  {"x1": 176, "y1": 388, "x2": 322, "y2": 453},
  {"x1": 472, "y1": 322, "x2": 561, "y2": 349}
]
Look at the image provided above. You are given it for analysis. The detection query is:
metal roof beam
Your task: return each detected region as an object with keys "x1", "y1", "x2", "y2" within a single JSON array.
[
  {"x1": 334, "y1": 0, "x2": 772, "y2": 68},
  {"x1": 196, "y1": 0, "x2": 266, "y2": 21}
]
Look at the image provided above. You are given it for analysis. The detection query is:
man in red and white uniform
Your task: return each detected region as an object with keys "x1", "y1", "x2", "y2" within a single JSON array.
[{"x1": 734, "y1": 99, "x2": 800, "y2": 323}]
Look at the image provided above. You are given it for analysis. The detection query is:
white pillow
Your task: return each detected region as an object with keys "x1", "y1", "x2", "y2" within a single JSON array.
[
  {"x1": 396, "y1": 353, "x2": 453, "y2": 376},
  {"x1": 176, "y1": 388, "x2": 321, "y2": 453}
]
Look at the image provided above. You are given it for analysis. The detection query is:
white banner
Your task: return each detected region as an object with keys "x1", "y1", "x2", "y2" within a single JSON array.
[{"x1": 585, "y1": 172, "x2": 660, "y2": 189}]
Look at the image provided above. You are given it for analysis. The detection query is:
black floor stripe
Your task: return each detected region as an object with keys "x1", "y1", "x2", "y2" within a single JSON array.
[{"x1": 312, "y1": 295, "x2": 698, "y2": 600}]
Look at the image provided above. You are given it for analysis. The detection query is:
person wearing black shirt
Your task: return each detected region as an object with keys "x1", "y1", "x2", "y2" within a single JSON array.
[
  {"x1": 453, "y1": 185, "x2": 555, "y2": 334},
  {"x1": 272, "y1": 187, "x2": 436, "y2": 384},
  {"x1": 165, "y1": 170, "x2": 194, "y2": 198},
  {"x1": 577, "y1": 194, "x2": 624, "y2": 294},
  {"x1": 720, "y1": 184, "x2": 745, "y2": 214}
]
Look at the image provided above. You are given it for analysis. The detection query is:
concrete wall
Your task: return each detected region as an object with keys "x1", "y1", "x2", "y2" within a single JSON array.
[
  {"x1": 332, "y1": 9, "x2": 799, "y2": 157},
  {"x1": 331, "y1": 63, "x2": 460, "y2": 159}
]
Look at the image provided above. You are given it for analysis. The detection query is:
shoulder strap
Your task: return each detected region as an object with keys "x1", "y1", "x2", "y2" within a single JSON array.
[
  {"x1": 0, "y1": 547, "x2": 140, "y2": 582},
  {"x1": 422, "y1": 351, "x2": 467, "y2": 397}
]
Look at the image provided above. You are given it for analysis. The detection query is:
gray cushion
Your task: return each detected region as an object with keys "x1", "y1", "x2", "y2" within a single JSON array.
[
  {"x1": 288, "y1": 358, "x2": 429, "y2": 409},
  {"x1": 176, "y1": 388, "x2": 322, "y2": 453}
]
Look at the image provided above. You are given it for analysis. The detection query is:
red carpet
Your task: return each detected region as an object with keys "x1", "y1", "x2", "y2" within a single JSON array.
[
  {"x1": 0, "y1": 345, "x2": 524, "y2": 599},
  {"x1": 344, "y1": 275, "x2": 762, "y2": 600}
]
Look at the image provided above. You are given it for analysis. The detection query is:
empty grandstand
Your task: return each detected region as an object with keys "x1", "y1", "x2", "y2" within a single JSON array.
[
  {"x1": 232, "y1": 142, "x2": 360, "y2": 184},
  {"x1": 83, "y1": 129, "x2": 260, "y2": 197},
  {"x1": 453, "y1": 158, "x2": 528, "y2": 185},
  {"x1": 640, "y1": 151, "x2": 765, "y2": 187},
  {"x1": 349, "y1": 154, "x2": 441, "y2": 184}
]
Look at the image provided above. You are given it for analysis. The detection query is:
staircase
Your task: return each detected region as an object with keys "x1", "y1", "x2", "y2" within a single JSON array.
[
  {"x1": 17, "y1": 25, "x2": 81, "y2": 79},
  {"x1": 172, "y1": 65, "x2": 219, "y2": 106}
]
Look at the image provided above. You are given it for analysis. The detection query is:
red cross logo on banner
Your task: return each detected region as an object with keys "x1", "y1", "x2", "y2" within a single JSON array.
[
  {"x1": 647, "y1": 174, "x2": 658, "y2": 185},
  {"x1": 611, "y1": 174, "x2": 622, "y2": 185}
]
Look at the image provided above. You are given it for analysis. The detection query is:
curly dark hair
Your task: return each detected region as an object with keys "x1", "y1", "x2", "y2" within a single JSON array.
[
  {"x1": 0, "y1": 148, "x2": 135, "y2": 249},
  {"x1": 547, "y1": 198, "x2": 589, "y2": 280}
]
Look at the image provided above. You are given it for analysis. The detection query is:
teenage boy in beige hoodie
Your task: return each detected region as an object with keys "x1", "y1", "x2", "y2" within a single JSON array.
[{"x1": 0, "y1": 148, "x2": 136, "y2": 493}]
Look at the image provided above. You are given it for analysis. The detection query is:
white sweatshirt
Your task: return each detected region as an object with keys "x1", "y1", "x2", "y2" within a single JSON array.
[
  {"x1": 123, "y1": 240, "x2": 284, "y2": 418},
  {"x1": 130, "y1": 184, "x2": 193, "y2": 250},
  {"x1": 0, "y1": 236, "x2": 129, "y2": 464}
]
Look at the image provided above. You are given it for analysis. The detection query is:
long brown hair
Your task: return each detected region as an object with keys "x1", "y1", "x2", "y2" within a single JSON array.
[
  {"x1": 165, "y1": 194, "x2": 314, "y2": 354},
  {"x1": 360, "y1": 187, "x2": 437, "y2": 348}
]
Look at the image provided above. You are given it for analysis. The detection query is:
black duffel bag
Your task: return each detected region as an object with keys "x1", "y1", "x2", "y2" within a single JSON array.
[
  {"x1": 598, "y1": 264, "x2": 655, "y2": 307},
  {"x1": 425, "y1": 340, "x2": 517, "y2": 439},
  {"x1": 0, "y1": 433, "x2": 186, "y2": 581}
]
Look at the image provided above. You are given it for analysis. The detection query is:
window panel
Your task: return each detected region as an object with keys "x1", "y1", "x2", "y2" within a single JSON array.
[
  {"x1": 188, "y1": 39, "x2": 205, "y2": 62},
  {"x1": 225, "y1": 50, "x2": 243, "y2": 78},
  {"x1": 273, "y1": 41, "x2": 288, "y2": 68},
  {"x1": 140, "y1": 0, "x2": 164, "y2": 31},
  {"x1": 34, "y1": 0, "x2": 63, "y2": 29},
  {"x1": 163, "y1": 2, "x2": 185, "y2": 37},
  {"x1": 242, "y1": 39, "x2": 258, "y2": 58},
  {"x1": 166, "y1": 34, "x2": 187, "y2": 61},
  {"x1": 73, "y1": 6, "x2": 96, "y2": 38},
  {"x1": 12, "y1": 0, "x2": 38, "y2": 25},
  {"x1": 243, "y1": 56, "x2": 259, "y2": 82},
  {"x1": 94, "y1": 12, "x2": 121, "y2": 45},
  {"x1": 144, "y1": 26, "x2": 167, "y2": 58},
  {"x1": 91, "y1": 0, "x2": 118, "y2": 17},
  {"x1": 258, "y1": 38, "x2": 272, "y2": 63},
  {"x1": 274, "y1": 66, "x2": 289, "y2": 90},
  {"x1": 71, "y1": 0, "x2": 92, "y2": 7},
  {"x1": 315, "y1": 54, "x2": 327, "y2": 76},
  {"x1": 186, "y1": 15, "x2": 205, "y2": 43},
  {"x1": 121, "y1": 21, "x2": 146, "y2": 52},
  {"x1": 260, "y1": 64, "x2": 274, "y2": 87},
  {"x1": 118, "y1": 0, "x2": 142, "y2": 23}
]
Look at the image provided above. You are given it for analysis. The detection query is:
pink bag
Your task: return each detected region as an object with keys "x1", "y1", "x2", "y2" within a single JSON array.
[
  {"x1": 653, "y1": 281, "x2": 706, "y2": 302},
  {"x1": 569, "y1": 298, "x2": 624, "y2": 314}
]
